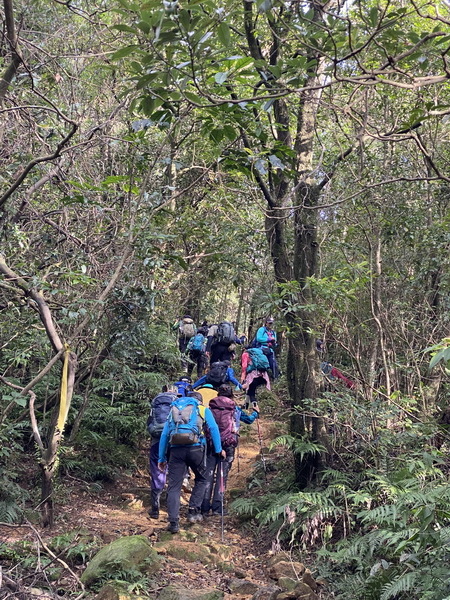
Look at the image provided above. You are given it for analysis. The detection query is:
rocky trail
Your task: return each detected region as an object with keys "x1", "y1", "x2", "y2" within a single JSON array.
[{"x1": 0, "y1": 418, "x2": 323, "y2": 600}]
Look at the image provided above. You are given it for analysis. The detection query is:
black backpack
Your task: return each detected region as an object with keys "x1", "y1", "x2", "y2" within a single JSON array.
[
  {"x1": 216, "y1": 321, "x2": 235, "y2": 345},
  {"x1": 147, "y1": 392, "x2": 176, "y2": 438},
  {"x1": 206, "y1": 361, "x2": 229, "y2": 386}
]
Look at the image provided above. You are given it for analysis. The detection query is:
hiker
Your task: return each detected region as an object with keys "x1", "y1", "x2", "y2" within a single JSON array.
[
  {"x1": 157, "y1": 391, "x2": 225, "y2": 533},
  {"x1": 201, "y1": 384, "x2": 259, "y2": 516},
  {"x1": 185, "y1": 326, "x2": 208, "y2": 379},
  {"x1": 174, "y1": 315, "x2": 197, "y2": 353},
  {"x1": 147, "y1": 385, "x2": 178, "y2": 519},
  {"x1": 174, "y1": 315, "x2": 197, "y2": 370},
  {"x1": 256, "y1": 317, "x2": 279, "y2": 379},
  {"x1": 192, "y1": 360, "x2": 243, "y2": 391},
  {"x1": 241, "y1": 347, "x2": 271, "y2": 406},
  {"x1": 195, "y1": 383, "x2": 218, "y2": 406},
  {"x1": 172, "y1": 376, "x2": 193, "y2": 396},
  {"x1": 321, "y1": 361, "x2": 356, "y2": 389},
  {"x1": 206, "y1": 321, "x2": 242, "y2": 365}
]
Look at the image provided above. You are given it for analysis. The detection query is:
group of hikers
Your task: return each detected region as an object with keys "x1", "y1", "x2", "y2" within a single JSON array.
[
  {"x1": 146, "y1": 316, "x2": 356, "y2": 533},
  {"x1": 147, "y1": 382, "x2": 260, "y2": 533},
  {"x1": 145, "y1": 316, "x2": 280, "y2": 532}
]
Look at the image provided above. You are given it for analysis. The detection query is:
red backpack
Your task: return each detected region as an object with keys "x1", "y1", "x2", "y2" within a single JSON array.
[{"x1": 208, "y1": 396, "x2": 239, "y2": 448}]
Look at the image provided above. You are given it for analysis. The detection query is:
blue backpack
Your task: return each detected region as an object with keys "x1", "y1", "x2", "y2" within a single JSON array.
[
  {"x1": 168, "y1": 397, "x2": 204, "y2": 445},
  {"x1": 246, "y1": 348, "x2": 270, "y2": 372},
  {"x1": 190, "y1": 333, "x2": 206, "y2": 352},
  {"x1": 147, "y1": 392, "x2": 176, "y2": 438},
  {"x1": 173, "y1": 378, "x2": 192, "y2": 396}
]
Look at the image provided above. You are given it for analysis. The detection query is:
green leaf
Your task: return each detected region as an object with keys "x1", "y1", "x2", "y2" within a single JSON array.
[
  {"x1": 184, "y1": 91, "x2": 203, "y2": 104},
  {"x1": 217, "y1": 22, "x2": 231, "y2": 46},
  {"x1": 214, "y1": 71, "x2": 228, "y2": 84},
  {"x1": 429, "y1": 348, "x2": 447, "y2": 370},
  {"x1": 136, "y1": 73, "x2": 158, "y2": 89},
  {"x1": 223, "y1": 125, "x2": 237, "y2": 140},
  {"x1": 137, "y1": 21, "x2": 151, "y2": 34},
  {"x1": 369, "y1": 7, "x2": 378, "y2": 27},
  {"x1": 111, "y1": 45, "x2": 138, "y2": 60},
  {"x1": 112, "y1": 24, "x2": 138, "y2": 33}
]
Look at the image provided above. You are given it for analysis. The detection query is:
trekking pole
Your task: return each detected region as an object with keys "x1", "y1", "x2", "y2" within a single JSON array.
[
  {"x1": 219, "y1": 459, "x2": 225, "y2": 543},
  {"x1": 254, "y1": 402, "x2": 267, "y2": 482}
]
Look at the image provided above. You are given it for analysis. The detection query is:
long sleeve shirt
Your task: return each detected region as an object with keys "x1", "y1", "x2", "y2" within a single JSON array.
[
  {"x1": 192, "y1": 367, "x2": 242, "y2": 390},
  {"x1": 256, "y1": 326, "x2": 277, "y2": 347},
  {"x1": 158, "y1": 402, "x2": 222, "y2": 462},
  {"x1": 237, "y1": 407, "x2": 259, "y2": 425}
]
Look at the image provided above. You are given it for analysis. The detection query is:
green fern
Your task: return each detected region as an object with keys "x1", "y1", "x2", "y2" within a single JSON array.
[
  {"x1": 270, "y1": 434, "x2": 325, "y2": 460},
  {"x1": 380, "y1": 571, "x2": 417, "y2": 600},
  {"x1": 229, "y1": 497, "x2": 259, "y2": 517}
]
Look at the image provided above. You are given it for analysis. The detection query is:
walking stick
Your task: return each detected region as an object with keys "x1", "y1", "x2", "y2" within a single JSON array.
[{"x1": 219, "y1": 459, "x2": 225, "y2": 542}]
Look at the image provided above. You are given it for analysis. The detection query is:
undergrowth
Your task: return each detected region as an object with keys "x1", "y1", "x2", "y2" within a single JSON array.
[{"x1": 231, "y1": 389, "x2": 450, "y2": 600}]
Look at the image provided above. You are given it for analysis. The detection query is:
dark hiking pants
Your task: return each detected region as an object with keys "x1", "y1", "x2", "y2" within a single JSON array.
[
  {"x1": 187, "y1": 350, "x2": 207, "y2": 379},
  {"x1": 247, "y1": 376, "x2": 267, "y2": 404},
  {"x1": 201, "y1": 446, "x2": 235, "y2": 514},
  {"x1": 166, "y1": 445, "x2": 207, "y2": 522},
  {"x1": 210, "y1": 343, "x2": 233, "y2": 365}
]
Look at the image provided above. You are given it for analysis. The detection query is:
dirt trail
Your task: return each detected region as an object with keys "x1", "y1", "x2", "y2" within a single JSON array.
[
  {"x1": 1, "y1": 416, "x2": 324, "y2": 599},
  {"x1": 0, "y1": 419, "x2": 283, "y2": 596}
]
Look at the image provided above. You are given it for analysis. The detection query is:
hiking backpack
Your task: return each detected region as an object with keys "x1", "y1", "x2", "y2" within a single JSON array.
[
  {"x1": 208, "y1": 396, "x2": 239, "y2": 448},
  {"x1": 168, "y1": 397, "x2": 204, "y2": 445},
  {"x1": 248, "y1": 336, "x2": 261, "y2": 349},
  {"x1": 147, "y1": 392, "x2": 176, "y2": 438},
  {"x1": 190, "y1": 333, "x2": 206, "y2": 352},
  {"x1": 216, "y1": 321, "x2": 235, "y2": 345},
  {"x1": 173, "y1": 379, "x2": 192, "y2": 396},
  {"x1": 246, "y1": 348, "x2": 270, "y2": 373},
  {"x1": 180, "y1": 318, "x2": 196, "y2": 339},
  {"x1": 206, "y1": 361, "x2": 229, "y2": 386}
]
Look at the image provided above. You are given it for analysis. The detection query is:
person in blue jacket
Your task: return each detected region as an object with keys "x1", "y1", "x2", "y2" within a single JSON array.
[
  {"x1": 158, "y1": 391, "x2": 225, "y2": 533},
  {"x1": 192, "y1": 361, "x2": 243, "y2": 391},
  {"x1": 256, "y1": 317, "x2": 279, "y2": 379}
]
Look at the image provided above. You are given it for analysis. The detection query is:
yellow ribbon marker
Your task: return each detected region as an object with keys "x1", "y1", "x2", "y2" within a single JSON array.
[{"x1": 57, "y1": 344, "x2": 70, "y2": 434}]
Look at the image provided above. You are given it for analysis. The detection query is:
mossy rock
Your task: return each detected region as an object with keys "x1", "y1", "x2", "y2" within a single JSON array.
[
  {"x1": 228, "y1": 578, "x2": 260, "y2": 595},
  {"x1": 81, "y1": 535, "x2": 161, "y2": 587},
  {"x1": 293, "y1": 582, "x2": 318, "y2": 600},
  {"x1": 153, "y1": 541, "x2": 213, "y2": 563},
  {"x1": 277, "y1": 578, "x2": 297, "y2": 592},
  {"x1": 96, "y1": 582, "x2": 148, "y2": 600},
  {"x1": 214, "y1": 560, "x2": 235, "y2": 574},
  {"x1": 251, "y1": 585, "x2": 281, "y2": 600},
  {"x1": 158, "y1": 528, "x2": 204, "y2": 543},
  {"x1": 268, "y1": 561, "x2": 305, "y2": 581},
  {"x1": 158, "y1": 585, "x2": 224, "y2": 600},
  {"x1": 204, "y1": 541, "x2": 233, "y2": 560}
]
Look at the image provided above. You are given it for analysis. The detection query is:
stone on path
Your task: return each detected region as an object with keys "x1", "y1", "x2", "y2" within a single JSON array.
[
  {"x1": 159, "y1": 585, "x2": 224, "y2": 600},
  {"x1": 227, "y1": 578, "x2": 260, "y2": 595},
  {"x1": 81, "y1": 534, "x2": 161, "y2": 586}
]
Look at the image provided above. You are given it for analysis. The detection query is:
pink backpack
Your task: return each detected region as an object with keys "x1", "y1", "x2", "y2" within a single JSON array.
[{"x1": 208, "y1": 396, "x2": 239, "y2": 448}]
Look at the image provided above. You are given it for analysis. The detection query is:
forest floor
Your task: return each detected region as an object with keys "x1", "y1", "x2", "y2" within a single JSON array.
[{"x1": 0, "y1": 417, "x2": 324, "y2": 600}]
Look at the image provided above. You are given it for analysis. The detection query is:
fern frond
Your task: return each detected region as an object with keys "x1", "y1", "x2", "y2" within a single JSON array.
[{"x1": 380, "y1": 571, "x2": 417, "y2": 600}]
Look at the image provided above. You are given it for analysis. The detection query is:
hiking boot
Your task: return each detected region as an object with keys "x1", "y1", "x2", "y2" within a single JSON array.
[
  {"x1": 187, "y1": 509, "x2": 203, "y2": 523},
  {"x1": 212, "y1": 508, "x2": 228, "y2": 516},
  {"x1": 167, "y1": 521, "x2": 179, "y2": 534},
  {"x1": 148, "y1": 509, "x2": 159, "y2": 519}
]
